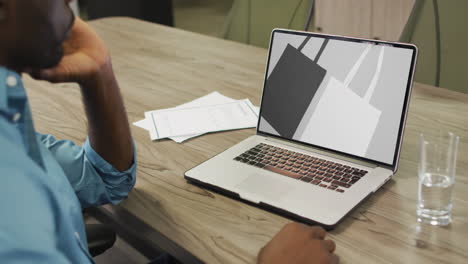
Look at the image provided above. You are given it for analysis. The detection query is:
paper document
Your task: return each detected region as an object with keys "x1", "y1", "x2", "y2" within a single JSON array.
[
  {"x1": 145, "y1": 99, "x2": 258, "y2": 140},
  {"x1": 133, "y1": 92, "x2": 259, "y2": 143},
  {"x1": 133, "y1": 118, "x2": 152, "y2": 131}
]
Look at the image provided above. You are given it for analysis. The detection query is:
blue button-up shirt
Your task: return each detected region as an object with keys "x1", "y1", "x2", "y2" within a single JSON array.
[{"x1": 0, "y1": 67, "x2": 137, "y2": 263}]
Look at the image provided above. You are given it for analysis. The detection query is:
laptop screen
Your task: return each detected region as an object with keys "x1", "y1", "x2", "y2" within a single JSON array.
[{"x1": 258, "y1": 30, "x2": 417, "y2": 166}]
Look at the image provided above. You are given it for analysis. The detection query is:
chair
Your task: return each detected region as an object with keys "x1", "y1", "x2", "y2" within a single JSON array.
[
  {"x1": 86, "y1": 223, "x2": 117, "y2": 257},
  {"x1": 83, "y1": 208, "x2": 117, "y2": 257},
  {"x1": 223, "y1": 0, "x2": 314, "y2": 48},
  {"x1": 400, "y1": 0, "x2": 468, "y2": 93}
]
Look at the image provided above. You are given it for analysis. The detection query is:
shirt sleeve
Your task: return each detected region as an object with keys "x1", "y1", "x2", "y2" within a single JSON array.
[{"x1": 37, "y1": 133, "x2": 137, "y2": 208}]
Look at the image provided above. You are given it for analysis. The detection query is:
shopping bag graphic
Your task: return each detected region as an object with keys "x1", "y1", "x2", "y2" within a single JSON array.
[
  {"x1": 303, "y1": 45, "x2": 385, "y2": 156},
  {"x1": 262, "y1": 37, "x2": 328, "y2": 138}
]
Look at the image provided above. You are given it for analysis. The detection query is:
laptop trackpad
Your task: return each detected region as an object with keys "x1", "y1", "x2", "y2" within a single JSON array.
[{"x1": 235, "y1": 173, "x2": 293, "y2": 203}]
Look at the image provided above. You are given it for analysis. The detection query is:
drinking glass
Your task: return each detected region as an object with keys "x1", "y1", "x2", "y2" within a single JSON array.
[{"x1": 418, "y1": 132, "x2": 460, "y2": 226}]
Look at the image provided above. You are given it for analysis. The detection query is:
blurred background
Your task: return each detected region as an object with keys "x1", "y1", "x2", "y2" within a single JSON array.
[{"x1": 73, "y1": 0, "x2": 468, "y2": 93}]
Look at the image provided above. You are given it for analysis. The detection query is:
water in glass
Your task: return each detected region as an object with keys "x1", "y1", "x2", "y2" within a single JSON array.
[{"x1": 418, "y1": 172, "x2": 454, "y2": 225}]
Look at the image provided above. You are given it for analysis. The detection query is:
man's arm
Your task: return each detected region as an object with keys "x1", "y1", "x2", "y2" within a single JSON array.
[
  {"x1": 80, "y1": 60, "x2": 133, "y2": 172},
  {"x1": 36, "y1": 17, "x2": 133, "y2": 172},
  {"x1": 31, "y1": 18, "x2": 136, "y2": 207}
]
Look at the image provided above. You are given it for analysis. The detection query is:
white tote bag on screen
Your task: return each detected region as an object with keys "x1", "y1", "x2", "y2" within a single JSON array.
[{"x1": 303, "y1": 45, "x2": 385, "y2": 156}]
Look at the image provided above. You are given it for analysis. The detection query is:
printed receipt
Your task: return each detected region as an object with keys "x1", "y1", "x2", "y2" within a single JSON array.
[{"x1": 145, "y1": 99, "x2": 259, "y2": 140}]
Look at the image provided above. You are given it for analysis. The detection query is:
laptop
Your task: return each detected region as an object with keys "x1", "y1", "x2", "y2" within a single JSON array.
[{"x1": 185, "y1": 29, "x2": 418, "y2": 229}]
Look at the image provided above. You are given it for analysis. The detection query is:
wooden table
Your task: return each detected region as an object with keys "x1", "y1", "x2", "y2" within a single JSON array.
[{"x1": 25, "y1": 17, "x2": 468, "y2": 264}]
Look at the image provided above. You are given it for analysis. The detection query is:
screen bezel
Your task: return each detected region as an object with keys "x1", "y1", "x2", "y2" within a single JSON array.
[{"x1": 256, "y1": 29, "x2": 418, "y2": 168}]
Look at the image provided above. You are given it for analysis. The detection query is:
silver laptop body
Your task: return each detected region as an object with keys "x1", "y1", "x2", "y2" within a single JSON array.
[{"x1": 185, "y1": 29, "x2": 418, "y2": 229}]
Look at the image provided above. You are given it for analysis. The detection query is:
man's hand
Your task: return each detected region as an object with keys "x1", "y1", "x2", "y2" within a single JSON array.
[
  {"x1": 33, "y1": 16, "x2": 110, "y2": 85},
  {"x1": 258, "y1": 223, "x2": 339, "y2": 264}
]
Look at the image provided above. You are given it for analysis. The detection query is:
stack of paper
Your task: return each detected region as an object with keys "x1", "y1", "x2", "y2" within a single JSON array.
[{"x1": 134, "y1": 92, "x2": 260, "y2": 143}]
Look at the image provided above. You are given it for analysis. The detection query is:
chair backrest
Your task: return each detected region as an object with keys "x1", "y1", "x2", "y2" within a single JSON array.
[
  {"x1": 400, "y1": 0, "x2": 468, "y2": 93},
  {"x1": 223, "y1": 0, "x2": 312, "y2": 48}
]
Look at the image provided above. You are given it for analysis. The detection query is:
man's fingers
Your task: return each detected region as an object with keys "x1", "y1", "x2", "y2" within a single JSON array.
[
  {"x1": 34, "y1": 64, "x2": 73, "y2": 83},
  {"x1": 36, "y1": 69, "x2": 63, "y2": 83},
  {"x1": 309, "y1": 226, "x2": 326, "y2": 239},
  {"x1": 323, "y1": 239, "x2": 336, "y2": 253},
  {"x1": 28, "y1": 68, "x2": 59, "y2": 82},
  {"x1": 329, "y1": 253, "x2": 340, "y2": 264}
]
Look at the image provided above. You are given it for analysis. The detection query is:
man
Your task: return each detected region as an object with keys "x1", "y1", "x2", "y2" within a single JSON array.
[
  {"x1": 0, "y1": 1, "x2": 338, "y2": 263},
  {"x1": 0, "y1": 0, "x2": 136, "y2": 263}
]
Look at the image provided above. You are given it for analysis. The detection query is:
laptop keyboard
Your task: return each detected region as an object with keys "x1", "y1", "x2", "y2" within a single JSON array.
[{"x1": 234, "y1": 143, "x2": 368, "y2": 193}]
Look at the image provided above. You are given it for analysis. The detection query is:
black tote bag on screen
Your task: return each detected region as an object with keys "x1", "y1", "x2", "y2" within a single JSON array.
[{"x1": 262, "y1": 36, "x2": 328, "y2": 138}]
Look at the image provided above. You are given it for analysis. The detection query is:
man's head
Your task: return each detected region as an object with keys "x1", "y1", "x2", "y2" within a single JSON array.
[{"x1": 0, "y1": 0, "x2": 75, "y2": 72}]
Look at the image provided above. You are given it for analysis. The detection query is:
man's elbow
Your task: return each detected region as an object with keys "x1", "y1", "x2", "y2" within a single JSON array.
[{"x1": 106, "y1": 171, "x2": 137, "y2": 205}]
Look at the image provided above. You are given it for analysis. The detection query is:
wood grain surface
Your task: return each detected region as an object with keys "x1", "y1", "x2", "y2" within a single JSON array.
[{"x1": 24, "y1": 17, "x2": 468, "y2": 264}]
